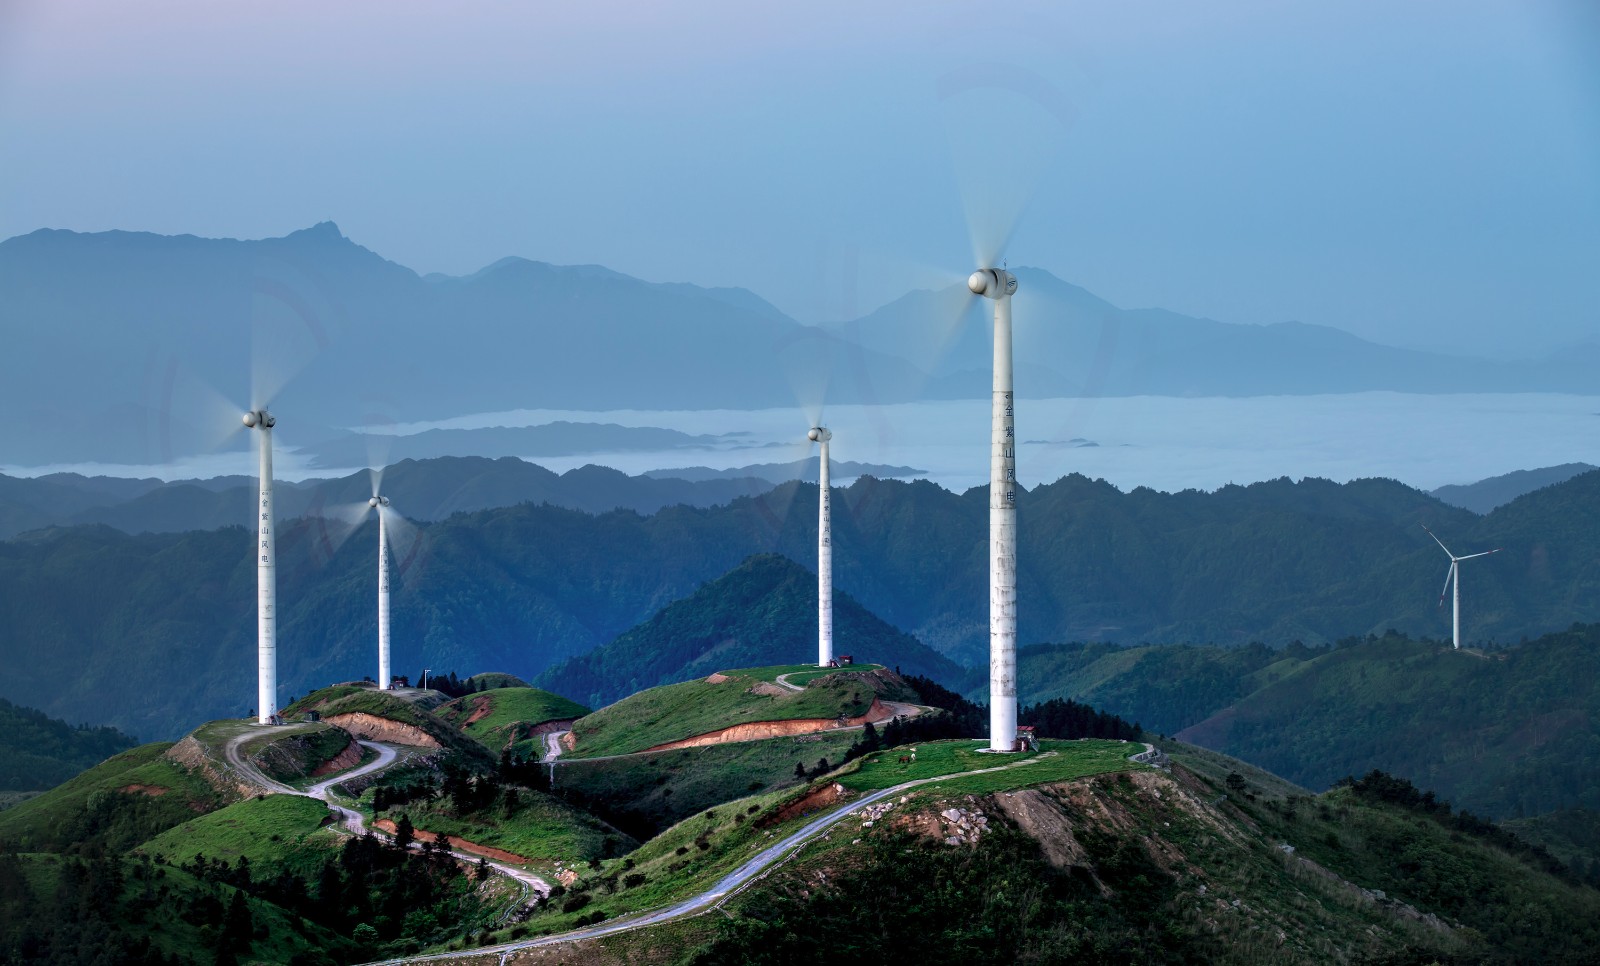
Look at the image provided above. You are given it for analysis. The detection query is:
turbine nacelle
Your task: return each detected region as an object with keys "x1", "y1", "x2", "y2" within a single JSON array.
[
  {"x1": 967, "y1": 268, "x2": 1017, "y2": 300},
  {"x1": 807, "y1": 426, "x2": 832, "y2": 443},
  {"x1": 369, "y1": 496, "x2": 390, "y2": 508},
  {"x1": 242, "y1": 409, "x2": 276, "y2": 429}
]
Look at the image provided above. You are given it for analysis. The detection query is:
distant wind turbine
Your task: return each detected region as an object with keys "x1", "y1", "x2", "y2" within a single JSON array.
[
  {"x1": 807, "y1": 426, "x2": 833, "y2": 667},
  {"x1": 1422, "y1": 525, "x2": 1501, "y2": 649}
]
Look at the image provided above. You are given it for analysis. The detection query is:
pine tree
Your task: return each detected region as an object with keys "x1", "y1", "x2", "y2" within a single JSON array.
[{"x1": 394, "y1": 814, "x2": 415, "y2": 851}]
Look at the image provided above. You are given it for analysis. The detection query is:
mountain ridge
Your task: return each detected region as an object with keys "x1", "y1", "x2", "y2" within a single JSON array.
[{"x1": 4, "y1": 222, "x2": 1590, "y2": 467}]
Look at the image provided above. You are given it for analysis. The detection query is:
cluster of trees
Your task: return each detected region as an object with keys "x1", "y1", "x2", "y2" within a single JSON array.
[
  {"x1": 1020, "y1": 698, "x2": 1142, "y2": 741},
  {"x1": 174, "y1": 832, "x2": 479, "y2": 957},
  {"x1": 0, "y1": 844, "x2": 358, "y2": 966},
  {"x1": 374, "y1": 755, "x2": 547, "y2": 821}
]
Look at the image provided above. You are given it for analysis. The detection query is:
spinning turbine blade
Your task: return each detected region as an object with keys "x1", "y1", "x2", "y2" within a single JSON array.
[
  {"x1": 1421, "y1": 524, "x2": 1454, "y2": 557},
  {"x1": 1457, "y1": 549, "x2": 1501, "y2": 561},
  {"x1": 1439, "y1": 563, "x2": 1455, "y2": 606},
  {"x1": 377, "y1": 503, "x2": 425, "y2": 577},
  {"x1": 937, "y1": 63, "x2": 1076, "y2": 269}
]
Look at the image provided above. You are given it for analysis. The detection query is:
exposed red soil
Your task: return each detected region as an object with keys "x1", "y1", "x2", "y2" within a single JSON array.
[
  {"x1": 117, "y1": 784, "x2": 170, "y2": 797},
  {"x1": 759, "y1": 782, "x2": 850, "y2": 828},
  {"x1": 372, "y1": 818, "x2": 532, "y2": 864},
  {"x1": 462, "y1": 696, "x2": 496, "y2": 727},
  {"x1": 323, "y1": 712, "x2": 441, "y2": 748},
  {"x1": 704, "y1": 673, "x2": 731, "y2": 684},
  {"x1": 310, "y1": 738, "x2": 363, "y2": 777},
  {"x1": 641, "y1": 698, "x2": 894, "y2": 753}
]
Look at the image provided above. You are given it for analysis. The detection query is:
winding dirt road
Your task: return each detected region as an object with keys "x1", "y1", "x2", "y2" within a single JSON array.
[
  {"x1": 222, "y1": 726, "x2": 550, "y2": 904},
  {"x1": 362, "y1": 742, "x2": 1156, "y2": 964}
]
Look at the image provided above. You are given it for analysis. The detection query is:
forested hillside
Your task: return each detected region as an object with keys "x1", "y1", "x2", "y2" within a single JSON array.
[
  {"x1": 0, "y1": 470, "x2": 1595, "y2": 739},
  {"x1": 0, "y1": 699, "x2": 138, "y2": 791},
  {"x1": 1013, "y1": 624, "x2": 1600, "y2": 821},
  {"x1": 536, "y1": 554, "x2": 963, "y2": 707}
]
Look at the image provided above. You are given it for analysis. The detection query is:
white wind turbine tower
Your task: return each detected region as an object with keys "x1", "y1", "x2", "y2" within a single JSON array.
[
  {"x1": 807, "y1": 426, "x2": 834, "y2": 667},
  {"x1": 934, "y1": 67, "x2": 1072, "y2": 751},
  {"x1": 371, "y1": 494, "x2": 393, "y2": 689},
  {"x1": 968, "y1": 268, "x2": 1021, "y2": 751},
  {"x1": 242, "y1": 408, "x2": 278, "y2": 724},
  {"x1": 1422, "y1": 525, "x2": 1501, "y2": 649}
]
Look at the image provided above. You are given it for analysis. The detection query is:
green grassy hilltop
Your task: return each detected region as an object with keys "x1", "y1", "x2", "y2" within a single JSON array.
[{"x1": 563, "y1": 665, "x2": 910, "y2": 759}]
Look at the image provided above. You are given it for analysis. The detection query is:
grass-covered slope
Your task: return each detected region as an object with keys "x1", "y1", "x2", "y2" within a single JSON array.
[
  {"x1": 681, "y1": 743, "x2": 1600, "y2": 965},
  {"x1": 553, "y1": 731, "x2": 862, "y2": 838},
  {"x1": 535, "y1": 553, "x2": 964, "y2": 708},
  {"x1": 388, "y1": 788, "x2": 637, "y2": 865},
  {"x1": 436, "y1": 686, "x2": 589, "y2": 751},
  {"x1": 137, "y1": 794, "x2": 338, "y2": 873},
  {"x1": 564, "y1": 666, "x2": 908, "y2": 759},
  {"x1": 0, "y1": 697, "x2": 139, "y2": 791},
  {"x1": 466, "y1": 671, "x2": 530, "y2": 690},
  {"x1": 284, "y1": 684, "x2": 495, "y2": 767},
  {"x1": 0, "y1": 742, "x2": 224, "y2": 852}
]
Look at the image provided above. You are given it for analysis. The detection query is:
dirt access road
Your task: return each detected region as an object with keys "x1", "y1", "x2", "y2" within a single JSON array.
[
  {"x1": 363, "y1": 743, "x2": 1156, "y2": 964},
  {"x1": 223, "y1": 725, "x2": 550, "y2": 900}
]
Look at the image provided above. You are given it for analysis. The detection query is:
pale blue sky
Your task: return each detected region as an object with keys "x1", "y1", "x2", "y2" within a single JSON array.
[{"x1": 1, "y1": 0, "x2": 1595, "y2": 356}]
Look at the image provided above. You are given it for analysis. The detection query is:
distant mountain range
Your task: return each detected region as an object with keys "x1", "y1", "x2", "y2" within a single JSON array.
[
  {"x1": 1431, "y1": 462, "x2": 1598, "y2": 515},
  {"x1": 0, "y1": 455, "x2": 1579, "y2": 542},
  {"x1": 4, "y1": 222, "x2": 1595, "y2": 465},
  {"x1": 3, "y1": 465, "x2": 1597, "y2": 739},
  {"x1": 0, "y1": 457, "x2": 781, "y2": 539}
]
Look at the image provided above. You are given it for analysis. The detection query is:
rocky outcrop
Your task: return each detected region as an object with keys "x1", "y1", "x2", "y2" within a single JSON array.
[
  {"x1": 641, "y1": 698, "x2": 895, "y2": 753},
  {"x1": 323, "y1": 712, "x2": 441, "y2": 748}
]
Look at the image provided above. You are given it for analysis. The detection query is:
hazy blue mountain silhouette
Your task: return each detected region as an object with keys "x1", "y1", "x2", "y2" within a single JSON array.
[
  {"x1": 0, "y1": 457, "x2": 782, "y2": 538},
  {"x1": 5, "y1": 224, "x2": 1592, "y2": 465},
  {"x1": 1431, "y1": 462, "x2": 1599, "y2": 515},
  {"x1": 836, "y1": 267, "x2": 1600, "y2": 399}
]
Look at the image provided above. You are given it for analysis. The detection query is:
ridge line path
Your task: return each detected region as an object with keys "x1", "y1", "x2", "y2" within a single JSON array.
[
  {"x1": 365, "y1": 742, "x2": 1157, "y2": 965},
  {"x1": 546, "y1": 700, "x2": 929, "y2": 768},
  {"x1": 222, "y1": 726, "x2": 550, "y2": 904}
]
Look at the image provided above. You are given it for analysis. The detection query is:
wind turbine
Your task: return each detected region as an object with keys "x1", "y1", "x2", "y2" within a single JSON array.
[
  {"x1": 968, "y1": 268, "x2": 1021, "y2": 751},
  {"x1": 242, "y1": 408, "x2": 278, "y2": 724},
  {"x1": 1422, "y1": 525, "x2": 1501, "y2": 649},
  {"x1": 807, "y1": 426, "x2": 833, "y2": 667},
  {"x1": 370, "y1": 495, "x2": 393, "y2": 689}
]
